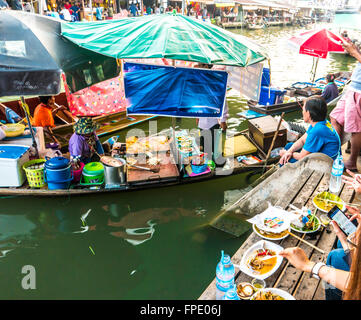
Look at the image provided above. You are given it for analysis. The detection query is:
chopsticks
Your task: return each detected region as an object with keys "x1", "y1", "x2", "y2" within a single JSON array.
[
  {"x1": 321, "y1": 198, "x2": 361, "y2": 207},
  {"x1": 286, "y1": 230, "x2": 325, "y2": 254}
]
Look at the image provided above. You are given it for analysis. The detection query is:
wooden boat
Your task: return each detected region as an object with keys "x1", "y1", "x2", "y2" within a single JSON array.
[
  {"x1": 247, "y1": 72, "x2": 351, "y2": 116},
  {"x1": 0, "y1": 92, "x2": 156, "y2": 147},
  {"x1": 247, "y1": 22, "x2": 265, "y2": 30},
  {"x1": 0, "y1": 129, "x2": 283, "y2": 197},
  {"x1": 211, "y1": 153, "x2": 334, "y2": 236}
]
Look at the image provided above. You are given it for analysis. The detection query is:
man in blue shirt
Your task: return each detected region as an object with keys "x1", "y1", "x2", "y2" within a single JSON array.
[{"x1": 279, "y1": 95, "x2": 340, "y2": 165}]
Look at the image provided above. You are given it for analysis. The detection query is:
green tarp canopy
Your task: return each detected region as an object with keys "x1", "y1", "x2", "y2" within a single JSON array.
[
  {"x1": 61, "y1": 13, "x2": 268, "y2": 67},
  {"x1": 333, "y1": 13, "x2": 361, "y2": 31}
]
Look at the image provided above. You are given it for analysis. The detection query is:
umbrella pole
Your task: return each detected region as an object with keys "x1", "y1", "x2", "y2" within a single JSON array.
[
  {"x1": 20, "y1": 97, "x2": 39, "y2": 158},
  {"x1": 312, "y1": 57, "x2": 319, "y2": 84}
]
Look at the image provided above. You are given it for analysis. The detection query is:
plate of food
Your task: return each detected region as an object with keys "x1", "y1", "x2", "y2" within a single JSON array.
[
  {"x1": 239, "y1": 240, "x2": 284, "y2": 280},
  {"x1": 290, "y1": 212, "x2": 321, "y2": 234},
  {"x1": 313, "y1": 191, "x2": 345, "y2": 213},
  {"x1": 253, "y1": 224, "x2": 290, "y2": 241},
  {"x1": 250, "y1": 288, "x2": 295, "y2": 300},
  {"x1": 236, "y1": 282, "x2": 255, "y2": 300}
]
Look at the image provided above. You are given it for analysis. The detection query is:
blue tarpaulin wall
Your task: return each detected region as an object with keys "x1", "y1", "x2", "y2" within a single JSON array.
[{"x1": 124, "y1": 62, "x2": 228, "y2": 118}]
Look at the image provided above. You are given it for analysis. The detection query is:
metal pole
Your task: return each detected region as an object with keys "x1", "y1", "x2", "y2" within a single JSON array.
[
  {"x1": 20, "y1": 97, "x2": 39, "y2": 158},
  {"x1": 182, "y1": 0, "x2": 185, "y2": 15}
]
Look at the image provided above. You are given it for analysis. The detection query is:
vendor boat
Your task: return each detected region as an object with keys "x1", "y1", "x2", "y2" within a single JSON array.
[
  {"x1": 246, "y1": 71, "x2": 351, "y2": 116},
  {"x1": 0, "y1": 126, "x2": 289, "y2": 197}
]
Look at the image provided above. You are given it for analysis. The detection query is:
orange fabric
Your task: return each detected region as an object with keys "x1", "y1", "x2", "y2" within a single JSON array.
[{"x1": 32, "y1": 103, "x2": 55, "y2": 128}]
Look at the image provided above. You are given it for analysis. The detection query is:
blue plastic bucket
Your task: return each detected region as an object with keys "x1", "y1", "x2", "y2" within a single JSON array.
[{"x1": 44, "y1": 157, "x2": 72, "y2": 190}]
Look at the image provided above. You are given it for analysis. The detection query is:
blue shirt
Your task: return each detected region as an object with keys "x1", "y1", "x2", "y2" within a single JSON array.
[
  {"x1": 321, "y1": 82, "x2": 339, "y2": 103},
  {"x1": 303, "y1": 120, "x2": 340, "y2": 160}
]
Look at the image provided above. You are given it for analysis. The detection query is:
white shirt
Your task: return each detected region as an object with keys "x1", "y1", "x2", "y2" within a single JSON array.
[
  {"x1": 198, "y1": 101, "x2": 229, "y2": 130},
  {"x1": 61, "y1": 8, "x2": 72, "y2": 21}
]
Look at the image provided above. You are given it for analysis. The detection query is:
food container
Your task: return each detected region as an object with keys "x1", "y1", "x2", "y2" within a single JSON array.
[
  {"x1": 80, "y1": 162, "x2": 104, "y2": 185},
  {"x1": 72, "y1": 162, "x2": 85, "y2": 183},
  {"x1": 104, "y1": 158, "x2": 126, "y2": 187},
  {"x1": 44, "y1": 157, "x2": 72, "y2": 190}
]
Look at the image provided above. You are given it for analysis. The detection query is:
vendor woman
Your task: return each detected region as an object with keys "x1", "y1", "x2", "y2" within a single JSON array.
[
  {"x1": 321, "y1": 74, "x2": 339, "y2": 104},
  {"x1": 68, "y1": 117, "x2": 105, "y2": 164}
]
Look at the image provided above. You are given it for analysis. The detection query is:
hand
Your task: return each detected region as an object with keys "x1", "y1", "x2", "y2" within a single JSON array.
[
  {"x1": 345, "y1": 205, "x2": 361, "y2": 225},
  {"x1": 342, "y1": 41, "x2": 361, "y2": 58},
  {"x1": 279, "y1": 247, "x2": 315, "y2": 273},
  {"x1": 330, "y1": 220, "x2": 348, "y2": 245},
  {"x1": 220, "y1": 122, "x2": 227, "y2": 131},
  {"x1": 342, "y1": 169, "x2": 361, "y2": 193},
  {"x1": 279, "y1": 150, "x2": 293, "y2": 165}
]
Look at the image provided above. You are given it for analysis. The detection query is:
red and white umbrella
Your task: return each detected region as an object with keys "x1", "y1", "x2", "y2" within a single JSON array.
[
  {"x1": 288, "y1": 29, "x2": 345, "y2": 82},
  {"x1": 288, "y1": 28, "x2": 345, "y2": 59}
]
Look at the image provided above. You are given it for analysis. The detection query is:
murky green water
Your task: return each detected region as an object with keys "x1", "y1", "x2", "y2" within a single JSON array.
[{"x1": 0, "y1": 23, "x2": 358, "y2": 300}]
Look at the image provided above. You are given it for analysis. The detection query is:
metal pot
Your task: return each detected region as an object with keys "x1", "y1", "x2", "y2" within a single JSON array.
[{"x1": 104, "y1": 158, "x2": 126, "y2": 187}]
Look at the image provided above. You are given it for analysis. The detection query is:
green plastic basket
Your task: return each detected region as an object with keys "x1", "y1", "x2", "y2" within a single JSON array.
[{"x1": 23, "y1": 159, "x2": 46, "y2": 188}]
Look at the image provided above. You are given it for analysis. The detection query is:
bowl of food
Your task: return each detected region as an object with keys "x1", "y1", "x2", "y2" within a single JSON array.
[
  {"x1": 250, "y1": 288, "x2": 295, "y2": 300},
  {"x1": 239, "y1": 240, "x2": 284, "y2": 280},
  {"x1": 236, "y1": 282, "x2": 255, "y2": 300},
  {"x1": 290, "y1": 212, "x2": 321, "y2": 234},
  {"x1": 313, "y1": 191, "x2": 345, "y2": 213},
  {"x1": 253, "y1": 224, "x2": 289, "y2": 241}
]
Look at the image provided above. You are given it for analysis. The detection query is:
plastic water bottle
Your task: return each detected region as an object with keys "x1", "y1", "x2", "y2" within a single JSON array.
[
  {"x1": 222, "y1": 283, "x2": 240, "y2": 300},
  {"x1": 215, "y1": 250, "x2": 235, "y2": 300},
  {"x1": 329, "y1": 154, "x2": 344, "y2": 194}
]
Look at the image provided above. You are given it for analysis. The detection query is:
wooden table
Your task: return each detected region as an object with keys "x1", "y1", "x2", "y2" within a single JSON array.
[{"x1": 199, "y1": 170, "x2": 355, "y2": 300}]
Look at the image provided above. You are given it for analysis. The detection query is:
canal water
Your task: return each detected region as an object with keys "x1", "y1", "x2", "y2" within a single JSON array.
[{"x1": 0, "y1": 23, "x2": 358, "y2": 299}]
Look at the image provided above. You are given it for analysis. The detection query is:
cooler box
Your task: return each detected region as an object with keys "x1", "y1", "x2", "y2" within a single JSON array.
[
  {"x1": 248, "y1": 116, "x2": 287, "y2": 154},
  {"x1": 259, "y1": 86, "x2": 286, "y2": 105},
  {"x1": 0, "y1": 144, "x2": 30, "y2": 187}
]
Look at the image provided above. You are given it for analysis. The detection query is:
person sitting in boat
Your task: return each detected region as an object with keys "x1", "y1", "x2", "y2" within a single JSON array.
[
  {"x1": 68, "y1": 117, "x2": 105, "y2": 165},
  {"x1": 32, "y1": 96, "x2": 67, "y2": 145},
  {"x1": 321, "y1": 74, "x2": 339, "y2": 104},
  {"x1": 279, "y1": 95, "x2": 340, "y2": 165}
]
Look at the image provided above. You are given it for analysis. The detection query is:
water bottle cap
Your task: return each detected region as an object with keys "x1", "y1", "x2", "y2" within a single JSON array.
[{"x1": 221, "y1": 254, "x2": 231, "y2": 264}]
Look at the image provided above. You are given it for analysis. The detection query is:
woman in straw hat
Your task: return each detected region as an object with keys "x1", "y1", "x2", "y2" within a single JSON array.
[{"x1": 68, "y1": 117, "x2": 105, "y2": 165}]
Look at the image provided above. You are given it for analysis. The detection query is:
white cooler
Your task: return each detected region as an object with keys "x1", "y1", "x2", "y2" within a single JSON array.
[{"x1": 0, "y1": 144, "x2": 30, "y2": 187}]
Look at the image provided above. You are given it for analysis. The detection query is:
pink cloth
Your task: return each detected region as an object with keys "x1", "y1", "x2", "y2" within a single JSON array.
[{"x1": 330, "y1": 89, "x2": 361, "y2": 133}]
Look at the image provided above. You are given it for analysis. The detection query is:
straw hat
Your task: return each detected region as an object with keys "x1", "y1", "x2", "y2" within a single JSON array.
[{"x1": 74, "y1": 117, "x2": 99, "y2": 135}]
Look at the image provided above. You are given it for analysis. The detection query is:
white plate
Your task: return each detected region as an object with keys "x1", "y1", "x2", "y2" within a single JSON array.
[
  {"x1": 253, "y1": 224, "x2": 289, "y2": 241},
  {"x1": 290, "y1": 216, "x2": 321, "y2": 234},
  {"x1": 250, "y1": 288, "x2": 295, "y2": 300},
  {"x1": 239, "y1": 240, "x2": 284, "y2": 280}
]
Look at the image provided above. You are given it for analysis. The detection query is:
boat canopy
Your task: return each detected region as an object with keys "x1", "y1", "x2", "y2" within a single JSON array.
[
  {"x1": 2, "y1": 11, "x2": 120, "y2": 94},
  {"x1": 0, "y1": 12, "x2": 61, "y2": 97},
  {"x1": 124, "y1": 62, "x2": 228, "y2": 118},
  {"x1": 61, "y1": 13, "x2": 268, "y2": 67}
]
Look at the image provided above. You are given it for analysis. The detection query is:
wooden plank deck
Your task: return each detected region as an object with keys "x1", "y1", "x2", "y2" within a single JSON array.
[{"x1": 198, "y1": 171, "x2": 355, "y2": 300}]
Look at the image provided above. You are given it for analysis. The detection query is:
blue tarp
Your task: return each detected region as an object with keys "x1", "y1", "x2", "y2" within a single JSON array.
[{"x1": 124, "y1": 62, "x2": 228, "y2": 118}]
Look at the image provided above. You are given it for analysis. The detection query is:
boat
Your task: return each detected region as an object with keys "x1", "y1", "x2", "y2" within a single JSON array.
[
  {"x1": 247, "y1": 72, "x2": 351, "y2": 116},
  {"x1": 0, "y1": 127, "x2": 286, "y2": 197},
  {"x1": 0, "y1": 92, "x2": 157, "y2": 148},
  {"x1": 247, "y1": 22, "x2": 265, "y2": 30},
  {"x1": 211, "y1": 153, "x2": 334, "y2": 236}
]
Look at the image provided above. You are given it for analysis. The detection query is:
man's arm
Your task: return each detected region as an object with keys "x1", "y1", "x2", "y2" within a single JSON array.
[{"x1": 342, "y1": 41, "x2": 361, "y2": 63}]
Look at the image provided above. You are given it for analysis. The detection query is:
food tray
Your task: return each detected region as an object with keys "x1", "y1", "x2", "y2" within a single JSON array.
[
  {"x1": 126, "y1": 135, "x2": 171, "y2": 155},
  {"x1": 126, "y1": 152, "x2": 179, "y2": 185}
]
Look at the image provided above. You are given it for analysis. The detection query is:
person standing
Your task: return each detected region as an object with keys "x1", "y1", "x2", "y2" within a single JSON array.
[
  {"x1": 129, "y1": 2, "x2": 137, "y2": 16},
  {"x1": 60, "y1": 4, "x2": 72, "y2": 21},
  {"x1": 95, "y1": 3, "x2": 103, "y2": 20},
  {"x1": 330, "y1": 41, "x2": 361, "y2": 172},
  {"x1": 195, "y1": 63, "x2": 228, "y2": 163},
  {"x1": 70, "y1": 2, "x2": 80, "y2": 21}
]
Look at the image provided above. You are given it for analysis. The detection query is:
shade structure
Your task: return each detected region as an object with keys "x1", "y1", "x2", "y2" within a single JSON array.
[
  {"x1": 1, "y1": 11, "x2": 120, "y2": 94},
  {"x1": 0, "y1": 12, "x2": 61, "y2": 97},
  {"x1": 124, "y1": 62, "x2": 228, "y2": 118},
  {"x1": 288, "y1": 29, "x2": 345, "y2": 59},
  {"x1": 61, "y1": 13, "x2": 268, "y2": 67}
]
